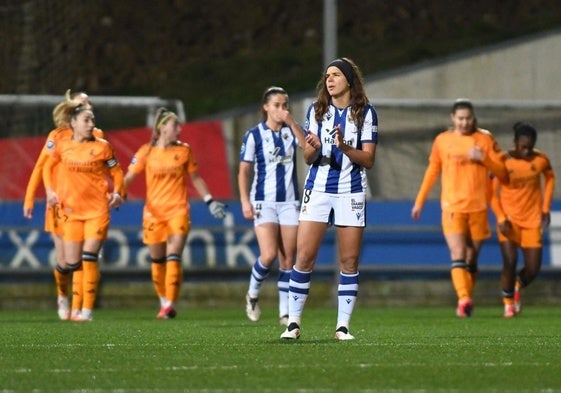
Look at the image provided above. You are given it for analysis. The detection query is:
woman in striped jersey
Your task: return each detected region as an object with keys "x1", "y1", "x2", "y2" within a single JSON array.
[
  {"x1": 281, "y1": 58, "x2": 378, "y2": 340},
  {"x1": 239, "y1": 86, "x2": 306, "y2": 326}
]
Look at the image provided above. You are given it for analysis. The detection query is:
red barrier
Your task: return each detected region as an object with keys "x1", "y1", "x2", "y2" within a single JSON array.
[{"x1": 0, "y1": 120, "x2": 233, "y2": 200}]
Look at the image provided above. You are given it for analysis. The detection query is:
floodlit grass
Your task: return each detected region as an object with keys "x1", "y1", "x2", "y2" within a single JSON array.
[{"x1": 1, "y1": 306, "x2": 560, "y2": 392}]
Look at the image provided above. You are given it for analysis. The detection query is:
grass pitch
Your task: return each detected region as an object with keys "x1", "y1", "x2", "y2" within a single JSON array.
[{"x1": 1, "y1": 305, "x2": 560, "y2": 393}]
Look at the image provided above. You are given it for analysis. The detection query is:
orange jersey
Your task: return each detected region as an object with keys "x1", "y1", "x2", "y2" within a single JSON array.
[
  {"x1": 491, "y1": 150, "x2": 555, "y2": 228},
  {"x1": 43, "y1": 136, "x2": 123, "y2": 220},
  {"x1": 127, "y1": 141, "x2": 198, "y2": 221},
  {"x1": 24, "y1": 127, "x2": 105, "y2": 211},
  {"x1": 414, "y1": 128, "x2": 507, "y2": 213}
]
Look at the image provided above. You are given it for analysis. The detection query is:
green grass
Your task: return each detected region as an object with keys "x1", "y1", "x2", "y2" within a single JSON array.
[{"x1": 1, "y1": 306, "x2": 560, "y2": 392}]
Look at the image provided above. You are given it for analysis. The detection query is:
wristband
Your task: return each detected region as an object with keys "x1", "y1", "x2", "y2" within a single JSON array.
[{"x1": 203, "y1": 194, "x2": 213, "y2": 205}]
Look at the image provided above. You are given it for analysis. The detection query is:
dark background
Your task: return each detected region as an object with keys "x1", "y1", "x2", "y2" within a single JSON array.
[{"x1": 3, "y1": 0, "x2": 561, "y2": 121}]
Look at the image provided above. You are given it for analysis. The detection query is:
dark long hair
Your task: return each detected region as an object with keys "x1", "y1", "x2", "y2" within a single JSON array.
[{"x1": 313, "y1": 57, "x2": 369, "y2": 131}]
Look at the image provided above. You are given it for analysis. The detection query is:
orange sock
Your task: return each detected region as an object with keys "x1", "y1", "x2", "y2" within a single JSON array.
[
  {"x1": 69, "y1": 263, "x2": 84, "y2": 312},
  {"x1": 166, "y1": 257, "x2": 183, "y2": 303},
  {"x1": 53, "y1": 266, "x2": 70, "y2": 297},
  {"x1": 451, "y1": 266, "x2": 470, "y2": 301},
  {"x1": 82, "y1": 261, "x2": 100, "y2": 310},
  {"x1": 466, "y1": 271, "x2": 478, "y2": 298},
  {"x1": 151, "y1": 259, "x2": 166, "y2": 299}
]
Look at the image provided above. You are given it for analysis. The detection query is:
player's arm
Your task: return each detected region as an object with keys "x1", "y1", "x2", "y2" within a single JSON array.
[
  {"x1": 190, "y1": 170, "x2": 226, "y2": 219},
  {"x1": 489, "y1": 175, "x2": 510, "y2": 233},
  {"x1": 123, "y1": 171, "x2": 137, "y2": 199},
  {"x1": 541, "y1": 161, "x2": 556, "y2": 228},
  {"x1": 411, "y1": 161, "x2": 440, "y2": 220},
  {"x1": 23, "y1": 149, "x2": 50, "y2": 218},
  {"x1": 336, "y1": 132, "x2": 376, "y2": 169},
  {"x1": 42, "y1": 154, "x2": 59, "y2": 207},
  {"x1": 303, "y1": 132, "x2": 321, "y2": 165},
  {"x1": 479, "y1": 142, "x2": 509, "y2": 184},
  {"x1": 280, "y1": 110, "x2": 307, "y2": 149},
  {"x1": 237, "y1": 161, "x2": 254, "y2": 221},
  {"x1": 108, "y1": 163, "x2": 125, "y2": 208}
]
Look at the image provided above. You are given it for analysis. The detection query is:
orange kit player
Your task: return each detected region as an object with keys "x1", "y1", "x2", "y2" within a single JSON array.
[
  {"x1": 412, "y1": 98, "x2": 508, "y2": 317},
  {"x1": 124, "y1": 108, "x2": 226, "y2": 319},
  {"x1": 23, "y1": 90, "x2": 104, "y2": 320},
  {"x1": 490, "y1": 122, "x2": 555, "y2": 318},
  {"x1": 43, "y1": 104, "x2": 124, "y2": 322}
]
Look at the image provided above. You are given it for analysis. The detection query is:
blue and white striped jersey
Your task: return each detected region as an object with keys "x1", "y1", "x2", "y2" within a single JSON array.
[
  {"x1": 304, "y1": 102, "x2": 378, "y2": 194},
  {"x1": 240, "y1": 121, "x2": 300, "y2": 202}
]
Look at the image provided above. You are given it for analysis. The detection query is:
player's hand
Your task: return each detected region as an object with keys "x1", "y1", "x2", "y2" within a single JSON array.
[
  {"x1": 208, "y1": 200, "x2": 227, "y2": 219},
  {"x1": 306, "y1": 133, "x2": 321, "y2": 151},
  {"x1": 498, "y1": 219, "x2": 512, "y2": 235},
  {"x1": 45, "y1": 188, "x2": 59, "y2": 207},
  {"x1": 23, "y1": 207, "x2": 33, "y2": 219},
  {"x1": 109, "y1": 192, "x2": 124, "y2": 209},
  {"x1": 468, "y1": 145, "x2": 484, "y2": 161},
  {"x1": 241, "y1": 200, "x2": 254, "y2": 221},
  {"x1": 332, "y1": 125, "x2": 348, "y2": 151},
  {"x1": 542, "y1": 212, "x2": 551, "y2": 228},
  {"x1": 411, "y1": 206, "x2": 422, "y2": 220}
]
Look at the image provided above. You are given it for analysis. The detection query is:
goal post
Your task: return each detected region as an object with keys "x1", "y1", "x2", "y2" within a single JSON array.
[{"x1": 0, "y1": 94, "x2": 186, "y2": 139}]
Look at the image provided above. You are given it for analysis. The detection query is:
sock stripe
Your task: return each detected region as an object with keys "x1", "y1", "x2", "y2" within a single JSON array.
[
  {"x1": 82, "y1": 252, "x2": 98, "y2": 262},
  {"x1": 66, "y1": 261, "x2": 82, "y2": 271},
  {"x1": 167, "y1": 254, "x2": 181, "y2": 262},
  {"x1": 55, "y1": 265, "x2": 70, "y2": 274}
]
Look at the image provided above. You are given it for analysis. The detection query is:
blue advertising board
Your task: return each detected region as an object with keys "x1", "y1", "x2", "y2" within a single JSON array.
[{"x1": 1, "y1": 200, "x2": 559, "y2": 270}]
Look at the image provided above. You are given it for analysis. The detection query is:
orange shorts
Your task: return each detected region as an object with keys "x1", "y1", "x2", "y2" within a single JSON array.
[
  {"x1": 497, "y1": 222, "x2": 542, "y2": 248},
  {"x1": 142, "y1": 213, "x2": 191, "y2": 245},
  {"x1": 44, "y1": 205, "x2": 67, "y2": 236},
  {"x1": 441, "y1": 210, "x2": 490, "y2": 240},
  {"x1": 63, "y1": 214, "x2": 110, "y2": 242}
]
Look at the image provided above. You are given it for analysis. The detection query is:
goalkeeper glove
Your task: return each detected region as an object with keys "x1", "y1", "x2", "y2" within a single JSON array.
[{"x1": 206, "y1": 198, "x2": 226, "y2": 219}]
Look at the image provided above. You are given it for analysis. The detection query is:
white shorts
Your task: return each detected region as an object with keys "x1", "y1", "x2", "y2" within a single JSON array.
[
  {"x1": 253, "y1": 201, "x2": 300, "y2": 227},
  {"x1": 299, "y1": 189, "x2": 366, "y2": 227}
]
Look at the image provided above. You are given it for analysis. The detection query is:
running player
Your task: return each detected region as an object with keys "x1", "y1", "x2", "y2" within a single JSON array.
[
  {"x1": 412, "y1": 98, "x2": 508, "y2": 318},
  {"x1": 281, "y1": 58, "x2": 378, "y2": 340},
  {"x1": 239, "y1": 86, "x2": 306, "y2": 326},
  {"x1": 124, "y1": 108, "x2": 226, "y2": 319},
  {"x1": 490, "y1": 122, "x2": 555, "y2": 317},
  {"x1": 23, "y1": 90, "x2": 103, "y2": 320},
  {"x1": 43, "y1": 103, "x2": 124, "y2": 322}
]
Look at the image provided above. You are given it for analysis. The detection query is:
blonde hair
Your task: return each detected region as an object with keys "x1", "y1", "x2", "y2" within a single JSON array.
[
  {"x1": 151, "y1": 107, "x2": 178, "y2": 143},
  {"x1": 52, "y1": 89, "x2": 91, "y2": 127}
]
